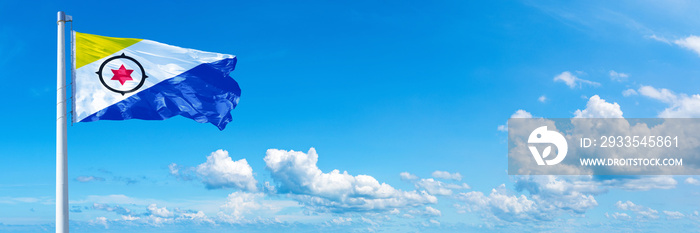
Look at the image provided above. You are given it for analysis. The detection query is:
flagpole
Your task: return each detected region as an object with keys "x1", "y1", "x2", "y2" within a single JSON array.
[{"x1": 56, "y1": 11, "x2": 70, "y2": 233}]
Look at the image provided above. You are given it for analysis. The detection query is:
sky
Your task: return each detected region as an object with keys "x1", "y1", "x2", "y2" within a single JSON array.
[{"x1": 2, "y1": 0, "x2": 700, "y2": 232}]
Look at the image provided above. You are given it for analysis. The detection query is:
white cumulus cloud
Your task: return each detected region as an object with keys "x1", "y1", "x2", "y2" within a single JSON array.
[
  {"x1": 264, "y1": 148, "x2": 437, "y2": 212},
  {"x1": 498, "y1": 110, "x2": 533, "y2": 132},
  {"x1": 196, "y1": 150, "x2": 258, "y2": 191},
  {"x1": 574, "y1": 95, "x2": 623, "y2": 118},
  {"x1": 147, "y1": 204, "x2": 173, "y2": 218},
  {"x1": 675, "y1": 35, "x2": 700, "y2": 56},
  {"x1": 458, "y1": 184, "x2": 541, "y2": 222}
]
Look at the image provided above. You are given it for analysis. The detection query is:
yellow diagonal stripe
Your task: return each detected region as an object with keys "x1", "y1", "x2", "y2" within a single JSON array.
[{"x1": 75, "y1": 32, "x2": 142, "y2": 69}]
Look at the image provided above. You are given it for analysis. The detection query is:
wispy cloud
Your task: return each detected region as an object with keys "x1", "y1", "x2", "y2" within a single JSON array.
[
  {"x1": 400, "y1": 172, "x2": 418, "y2": 181},
  {"x1": 684, "y1": 177, "x2": 700, "y2": 185},
  {"x1": 538, "y1": 95, "x2": 547, "y2": 103},
  {"x1": 622, "y1": 89, "x2": 638, "y2": 97},
  {"x1": 431, "y1": 171, "x2": 462, "y2": 181},
  {"x1": 615, "y1": 201, "x2": 659, "y2": 219},
  {"x1": 554, "y1": 71, "x2": 600, "y2": 89},
  {"x1": 609, "y1": 70, "x2": 629, "y2": 82},
  {"x1": 76, "y1": 176, "x2": 105, "y2": 183}
]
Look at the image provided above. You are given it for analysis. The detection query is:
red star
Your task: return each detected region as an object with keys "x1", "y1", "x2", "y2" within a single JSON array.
[{"x1": 111, "y1": 64, "x2": 134, "y2": 85}]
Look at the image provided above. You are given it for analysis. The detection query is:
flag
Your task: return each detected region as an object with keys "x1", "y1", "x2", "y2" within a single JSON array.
[{"x1": 72, "y1": 32, "x2": 240, "y2": 130}]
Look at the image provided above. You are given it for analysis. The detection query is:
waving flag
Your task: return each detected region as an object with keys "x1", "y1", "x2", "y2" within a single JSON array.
[{"x1": 72, "y1": 32, "x2": 240, "y2": 130}]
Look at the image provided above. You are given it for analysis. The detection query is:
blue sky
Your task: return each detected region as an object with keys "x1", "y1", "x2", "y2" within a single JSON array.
[{"x1": 2, "y1": 0, "x2": 700, "y2": 232}]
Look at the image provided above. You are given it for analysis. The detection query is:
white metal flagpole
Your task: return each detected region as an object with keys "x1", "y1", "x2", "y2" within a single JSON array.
[{"x1": 56, "y1": 11, "x2": 71, "y2": 233}]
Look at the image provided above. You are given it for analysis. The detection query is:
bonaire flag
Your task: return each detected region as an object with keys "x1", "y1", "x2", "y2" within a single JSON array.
[{"x1": 72, "y1": 32, "x2": 240, "y2": 130}]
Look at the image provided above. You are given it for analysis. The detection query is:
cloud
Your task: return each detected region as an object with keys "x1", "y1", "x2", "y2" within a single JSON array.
[
  {"x1": 114, "y1": 176, "x2": 140, "y2": 185},
  {"x1": 684, "y1": 177, "x2": 700, "y2": 185},
  {"x1": 121, "y1": 215, "x2": 139, "y2": 221},
  {"x1": 674, "y1": 35, "x2": 700, "y2": 56},
  {"x1": 574, "y1": 95, "x2": 623, "y2": 118},
  {"x1": 553, "y1": 71, "x2": 600, "y2": 88},
  {"x1": 400, "y1": 172, "x2": 418, "y2": 181},
  {"x1": 613, "y1": 201, "x2": 639, "y2": 211},
  {"x1": 648, "y1": 34, "x2": 671, "y2": 44},
  {"x1": 663, "y1": 210, "x2": 684, "y2": 219},
  {"x1": 218, "y1": 192, "x2": 265, "y2": 223},
  {"x1": 498, "y1": 110, "x2": 533, "y2": 132},
  {"x1": 424, "y1": 206, "x2": 441, "y2": 217},
  {"x1": 476, "y1": 175, "x2": 679, "y2": 225},
  {"x1": 497, "y1": 125, "x2": 507, "y2": 132},
  {"x1": 324, "y1": 216, "x2": 383, "y2": 231},
  {"x1": 147, "y1": 204, "x2": 173, "y2": 218},
  {"x1": 401, "y1": 173, "x2": 470, "y2": 196},
  {"x1": 425, "y1": 219, "x2": 440, "y2": 226},
  {"x1": 0, "y1": 196, "x2": 52, "y2": 205},
  {"x1": 431, "y1": 171, "x2": 462, "y2": 181},
  {"x1": 329, "y1": 217, "x2": 353, "y2": 225},
  {"x1": 70, "y1": 206, "x2": 84, "y2": 213},
  {"x1": 605, "y1": 212, "x2": 631, "y2": 220},
  {"x1": 92, "y1": 216, "x2": 109, "y2": 229},
  {"x1": 71, "y1": 194, "x2": 158, "y2": 206},
  {"x1": 217, "y1": 191, "x2": 298, "y2": 224},
  {"x1": 638, "y1": 85, "x2": 677, "y2": 104},
  {"x1": 458, "y1": 184, "x2": 542, "y2": 222},
  {"x1": 538, "y1": 95, "x2": 547, "y2": 103},
  {"x1": 609, "y1": 70, "x2": 629, "y2": 82},
  {"x1": 264, "y1": 148, "x2": 437, "y2": 212},
  {"x1": 414, "y1": 178, "x2": 470, "y2": 196},
  {"x1": 605, "y1": 176, "x2": 677, "y2": 191},
  {"x1": 134, "y1": 204, "x2": 215, "y2": 226},
  {"x1": 622, "y1": 89, "x2": 637, "y2": 97},
  {"x1": 659, "y1": 95, "x2": 700, "y2": 118},
  {"x1": 93, "y1": 203, "x2": 131, "y2": 216},
  {"x1": 76, "y1": 176, "x2": 105, "y2": 183},
  {"x1": 169, "y1": 163, "x2": 195, "y2": 181},
  {"x1": 615, "y1": 201, "x2": 659, "y2": 219},
  {"x1": 511, "y1": 110, "x2": 533, "y2": 119},
  {"x1": 516, "y1": 175, "x2": 676, "y2": 195},
  {"x1": 196, "y1": 150, "x2": 258, "y2": 191},
  {"x1": 637, "y1": 85, "x2": 700, "y2": 118},
  {"x1": 514, "y1": 176, "x2": 599, "y2": 215},
  {"x1": 78, "y1": 199, "x2": 221, "y2": 227},
  {"x1": 168, "y1": 163, "x2": 179, "y2": 175}
]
